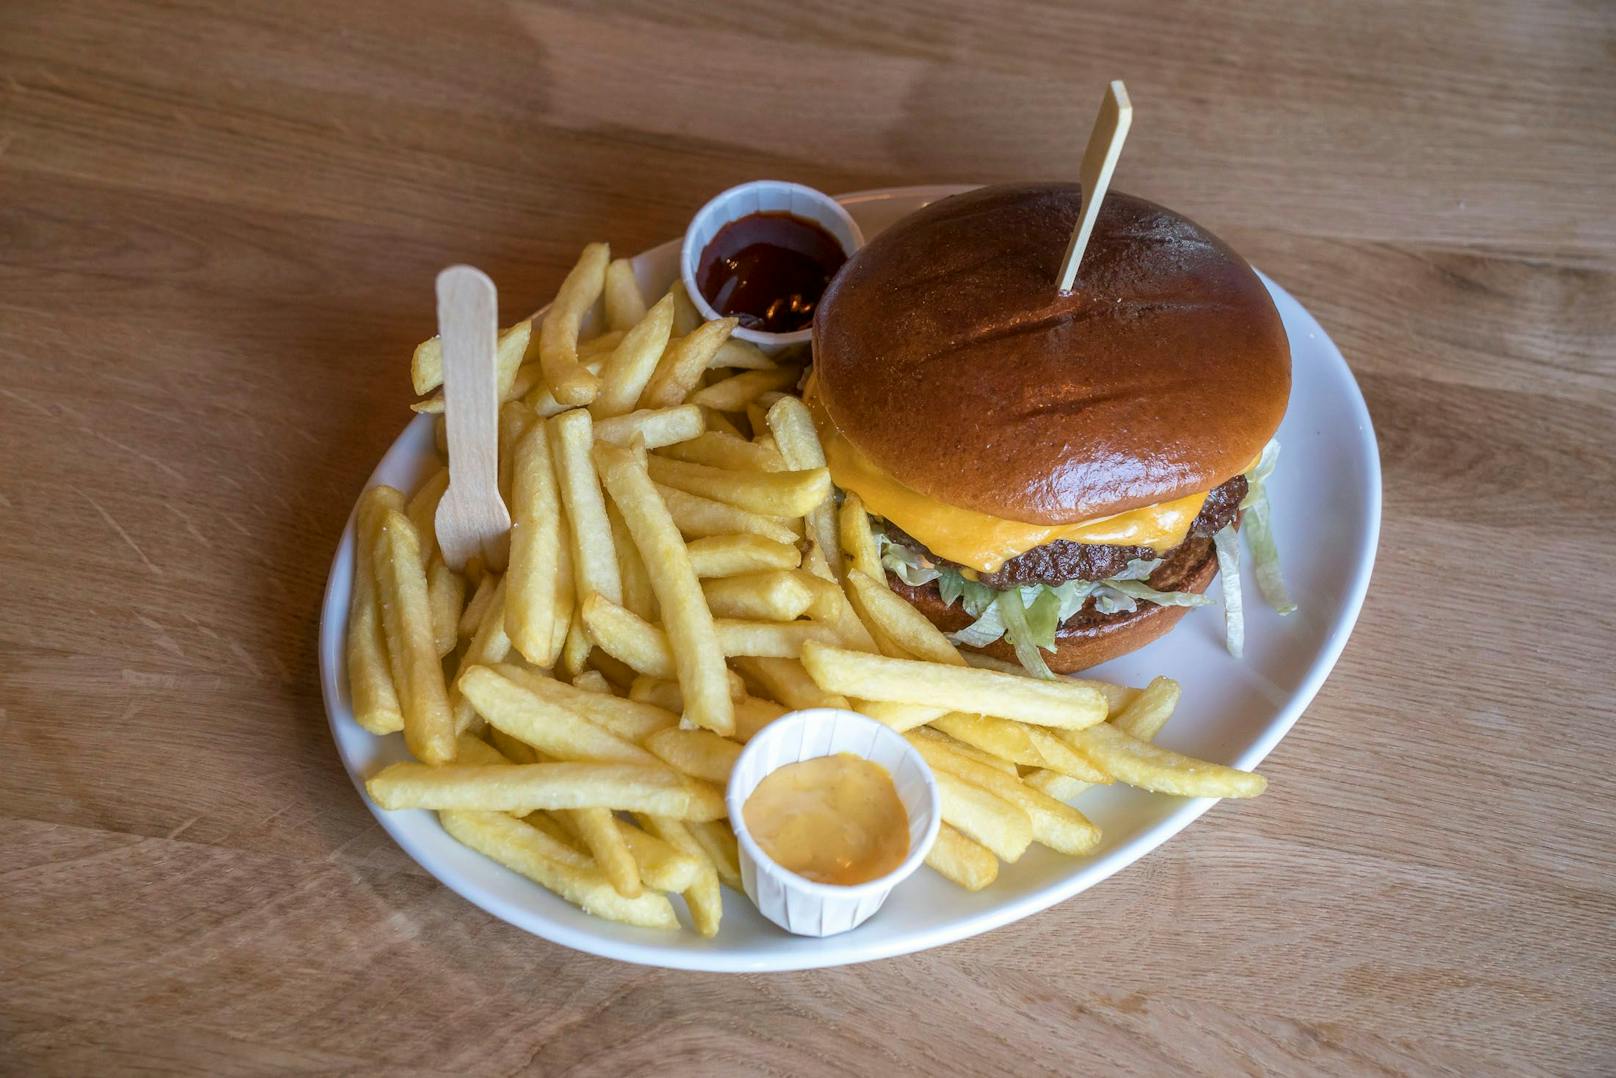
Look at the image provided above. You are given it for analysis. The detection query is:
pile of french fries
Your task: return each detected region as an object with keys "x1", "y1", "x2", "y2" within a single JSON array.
[{"x1": 347, "y1": 243, "x2": 1267, "y2": 936}]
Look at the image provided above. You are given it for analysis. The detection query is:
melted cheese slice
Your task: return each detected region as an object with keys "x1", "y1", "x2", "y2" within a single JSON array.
[{"x1": 809, "y1": 395, "x2": 1206, "y2": 573}]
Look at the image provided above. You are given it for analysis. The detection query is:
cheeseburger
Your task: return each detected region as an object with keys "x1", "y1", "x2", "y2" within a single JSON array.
[{"x1": 807, "y1": 183, "x2": 1295, "y2": 676}]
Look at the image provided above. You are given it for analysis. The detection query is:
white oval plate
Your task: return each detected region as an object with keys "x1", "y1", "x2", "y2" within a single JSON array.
[{"x1": 318, "y1": 185, "x2": 1381, "y2": 972}]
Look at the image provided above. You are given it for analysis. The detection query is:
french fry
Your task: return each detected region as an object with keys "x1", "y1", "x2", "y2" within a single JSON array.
[
  {"x1": 458, "y1": 570, "x2": 498, "y2": 640},
  {"x1": 718, "y1": 619, "x2": 842, "y2": 659},
  {"x1": 845, "y1": 570, "x2": 963, "y2": 666},
  {"x1": 1102, "y1": 685, "x2": 1142, "y2": 715},
  {"x1": 571, "y1": 669, "x2": 614, "y2": 696},
  {"x1": 656, "y1": 484, "x2": 800, "y2": 546},
  {"x1": 909, "y1": 726, "x2": 1018, "y2": 775},
  {"x1": 603, "y1": 257, "x2": 648, "y2": 332},
  {"x1": 593, "y1": 404, "x2": 703, "y2": 450},
  {"x1": 426, "y1": 555, "x2": 465, "y2": 658},
  {"x1": 853, "y1": 700, "x2": 950, "y2": 732},
  {"x1": 411, "y1": 318, "x2": 533, "y2": 397},
  {"x1": 765, "y1": 396, "x2": 841, "y2": 579},
  {"x1": 689, "y1": 367, "x2": 802, "y2": 412},
  {"x1": 641, "y1": 317, "x2": 738, "y2": 408},
  {"x1": 838, "y1": 493, "x2": 884, "y2": 584},
  {"x1": 580, "y1": 593, "x2": 676, "y2": 678},
  {"x1": 731, "y1": 696, "x2": 788, "y2": 742},
  {"x1": 615, "y1": 819, "x2": 702, "y2": 892},
  {"x1": 678, "y1": 779, "x2": 730, "y2": 822},
  {"x1": 627, "y1": 672, "x2": 746, "y2": 712},
  {"x1": 801, "y1": 540, "x2": 835, "y2": 583},
  {"x1": 957, "y1": 651, "x2": 1131, "y2": 719},
  {"x1": 348, "y1": 485, "x2": 407, "y2": 735},
  {"x1": 588, "y1": 650, "x2": 639, "y2": 692},
  {"x1": 571, "y1": 805, "x2": 642, "y2": 898},
  {"x1": 687, "y1": 820, "x2": 742, "y2": 889},
  {"x1": 668, "y1": 281, "x2": 703, "y2": 335},
  {"x1": 545, "y1": 535, "x2": 578, "y2": 656},
  {"x1": 935, "y1": 770, "x2": 1032, "y2": 862},
  {"x1": 496, "y1": 400, "x2": 536, "y2": 507},
  {"x1": 645, "y1": 727, "x2": 743, "y2": 785},
  {"x1": 373, "y1": 510, "x2": 456, "y2": 765},
  {"x1": 452, "y1": 578, "x2": 512, "y2": 733},
  {"x1": 926, "y1": 823, "x2": 999, "y2": 891},
  {"x1": 528, "y1": 358, "x2": 604, "y2": 417},
  {"x1": 731, "y1": 656, "x2": 849, "y2": 711},
  {"x1": 708, "y1": 337, "x2": 774, "y2": 370},
  {"x1": 455, "y1": 731, "x2": 515, "y2": 766},
  {"x1": 1022, "y1": 769, "x2": 1090, "y2": 802},
  {"x1": 527, "y1": 811, "x2": 590, "y2": 856},
  {"x1": 440, "y1": 810, "x2": 678, "y2": 930},
  {"x1": 701, "y1": 571, "x2": 813, "y2": 622},
  {"x1": 506, "y1": 420, "x2": 573, "y2": 667},
  {"x1": 487, "y1": 726, "x2": 538, "y2": 765},
  {"x1": 405, "y1": 466, "x2": 449, "y2": 565},
  {"x1": 702, "y1": 407, "x2": 745, "y2": 438},
  {"x1": 593, "y1": 294, "x2": 676, "y2": 417},
  {"x1": 745, "y1": 400, "x2": 770, "y2": 442},
  {"x1": 655, "y1": 431, "x2": 786, "y2": 473},
  {"x1": 628, "y1": 677, "x2": 685, "y2": 712},
  {"x1": 539, "y1": 242, "x2": 610, "y2": 406},
  {"x1": 607, "y1": 498, "x2": 659, "y2": 623},
  {"x1": 549, "y1": 409, "x2": 622, "y2": 606},
  {"x1": 367, "y1": 761, "x2": 690, "y2": 815},
  {"x1": 1110, "y1": 676, "x2": 1181, "y2": 741},
  {"x1": 579, "y1": 331, "x2": 626, "y2": 357},
  {"x1": 506, "y1": 361, "x2": 544, "y2": 403},
  {"x1": 458, "y1": 664, "x2": 659, "y2": 764},
  {"x1": 907, "y1": 734, "x2": 1100, "y2": 855},
  {"x1": 559, "y1": 609, "x2": 594, "y2": 679},
  {"x1": 638, "y1": 815, "x2": 722, "y2": 938},
  {"x1": 800, "y1": 642, "x2": 1107, "y2": 728},
  {"x1": 646, "y1": 456, "x2": 830, "y2": 518},
  {"x1": 686, "y1": 534, "x2": 801, "y2": 578},
  {"x1": 593, "y1": 442, "x2": 734, "y2": 735},
  {"x1": 584, "y1": 593, "x2": 839, "y2": 669},
  {"x1": 1065, "y1": 722, "x2": 1267, "y2": 798},
  {"x1": 931, "y1": 712, "x2": 1111, "y2": 783},
  {"x1": 792, "y1": 564, "x2": 879, "y2": 653},
  {"x1": 494, "y1": 662, "x2": 676, "y2": 744}
]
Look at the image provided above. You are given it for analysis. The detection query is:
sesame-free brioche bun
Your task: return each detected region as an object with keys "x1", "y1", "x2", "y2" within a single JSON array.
[{"x1": 811, "y1": 183, "x2": 1290, "y2": 525}]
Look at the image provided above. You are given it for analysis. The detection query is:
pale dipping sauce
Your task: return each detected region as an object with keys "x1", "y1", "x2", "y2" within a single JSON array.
[{"x1": 742, "y1": 753, "x2": 909, "y2": 886}]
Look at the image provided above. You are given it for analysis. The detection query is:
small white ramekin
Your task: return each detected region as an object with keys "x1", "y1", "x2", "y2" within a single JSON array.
[
  {"x1": 725, "y1": 708, "x2": 940, "y2": 937},
  {"x1": 680, "y1": 180, "x2": 864, "y2": 350}
]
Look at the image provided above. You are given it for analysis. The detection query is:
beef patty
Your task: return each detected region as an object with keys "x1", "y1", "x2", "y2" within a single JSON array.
[{"x1": 883, "y1": 474, "x2": 1246, "y2": 589}]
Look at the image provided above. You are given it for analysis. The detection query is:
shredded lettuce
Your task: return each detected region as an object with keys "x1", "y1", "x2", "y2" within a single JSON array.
[
  {"x1": 1240, "y1": 440, "x2": 1297, "y2": 615},
  {"x1": 1114, "y1": 557, "x2": 1163, "y2": 581},
  {"x1": 995, "y1": 589, "x2": 1056, "y2": 678},
  {"x1": 949, "y1": 598, "x2": 1006, "y2": 648},
  {"x1": 876, "y1": 531, "x2": 941, "y2": 587},
  {"x1": 1050, "y1": 579, "x2": 1095, "y2": 623},
  {"x1": 1213, "y1": 523, "x2": 1245, "y2": 658}
]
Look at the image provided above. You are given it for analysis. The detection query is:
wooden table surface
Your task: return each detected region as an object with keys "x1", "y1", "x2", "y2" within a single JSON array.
[{"x1": 3, "y1": 1, "x2": 1612, "y2": 1074}]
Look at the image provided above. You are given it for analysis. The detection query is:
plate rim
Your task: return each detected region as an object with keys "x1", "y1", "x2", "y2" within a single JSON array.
[{"x1": 318, "y1": 184, "x2": 1382, "y2": 972}]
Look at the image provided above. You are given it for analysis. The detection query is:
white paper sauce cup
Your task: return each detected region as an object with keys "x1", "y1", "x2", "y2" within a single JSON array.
[
  {"x1": 680, "y1": 180, "x2": 864, "y2": 351},
  {"x1": 725, "y1": 708, "x2": 940, "y2": 937}
]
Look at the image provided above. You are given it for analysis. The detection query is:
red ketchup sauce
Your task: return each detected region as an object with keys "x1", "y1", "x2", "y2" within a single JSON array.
[{"x1": 696, "y1": 212, "x2": 847, "y2": 334}]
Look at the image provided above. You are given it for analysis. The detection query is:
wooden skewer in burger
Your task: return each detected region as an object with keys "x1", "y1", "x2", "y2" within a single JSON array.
[{"x1": 806, "y1": 81, "x2": 1295, "y2": 676}]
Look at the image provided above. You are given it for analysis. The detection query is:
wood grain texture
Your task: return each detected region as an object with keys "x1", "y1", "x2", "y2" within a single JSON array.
[{"x1": 2, "y1": 0, "x2": 1613, "y2": 1074}]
